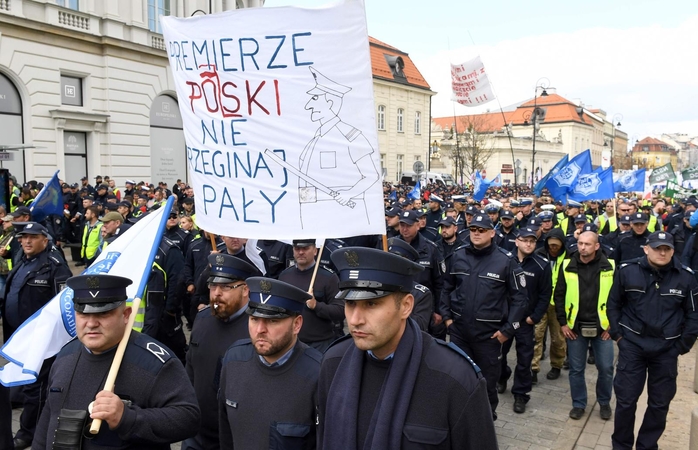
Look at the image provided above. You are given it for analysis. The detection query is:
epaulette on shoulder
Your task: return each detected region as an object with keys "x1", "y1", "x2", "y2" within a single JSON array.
[
  {"x1": 196, "y1": 305, "x2": 211, "y2": 315},
  {"x1": 161, "y1": 236, "x2": 175, "y2": 247},
  {"x1": 424, "y1": 238, "x2": 438, "y2": 249},
  {"x1": 497, "y1": 246, "x2": 514, "y2": 258},
  {"x1": 222, "y1": 339, "x2": 255, "y2": 364},
  {"x1": 303, "y1": 345, "x2": 323, "y2": 364},
  {"x1": 433, "y1": 339, "x2": 481, "y2": 375},
  {"x1": 49, "y1": 255, "x2": 62, "y2": 265},
  {"x1": 336, "y1": 122, "x2": 362, "y2": 142},
  {"x1": 451, "y1": 243, "x2": 469, "y2": 255},
  {"x1": 132, "y1": 334, "x2": 173, "y2": 364},
  {"x1": 323, "y1": 334, "x2": 353, "y2": 358},
  {"x1": 681, "y1": 264, "x2": 694, "y2": 274},
  {"x1": 414, "y1": 283, "x2": 429, "y2": 293}
]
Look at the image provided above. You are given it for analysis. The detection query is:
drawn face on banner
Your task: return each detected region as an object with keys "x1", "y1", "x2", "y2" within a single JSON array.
[{"x1": 305, "y1": 94, "x2": 339, "y2": 123}]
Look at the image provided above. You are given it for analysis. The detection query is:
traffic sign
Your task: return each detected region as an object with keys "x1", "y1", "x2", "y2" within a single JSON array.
[{"x1": 413, "y1": 160, "x2": 424, "y2": 174}]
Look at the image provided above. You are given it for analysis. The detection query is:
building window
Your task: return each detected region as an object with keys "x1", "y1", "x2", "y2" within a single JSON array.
[
  {"x1": 380, "y1": 153, "x2": 386, "y2": 170},
  {"x1": 377, "y1": 105, "x2": 385, "y2": 130},
  {"x1": 61, "y1": 75, "x2": 83, "y2": 106},
  {"x1": 396, "y1": 154, "x2": 404, "y2": 181},
  {"x1": 414, "y1": 111, "x2": 421, "y2": 134},
  {"x1": 56, "y1": 0, "x2": 79, "y2": 10},
  {"x1": 148, "y1": 0, "x2": 171, "y2": 33},
  {"x1": 397, "y1": 108, "x2": 404, "y2": 133}
]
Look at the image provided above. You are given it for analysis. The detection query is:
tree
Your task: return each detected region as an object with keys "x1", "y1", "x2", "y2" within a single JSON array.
[{"x1": 453, "y1": 115, "x2": 496, "y2": 181}]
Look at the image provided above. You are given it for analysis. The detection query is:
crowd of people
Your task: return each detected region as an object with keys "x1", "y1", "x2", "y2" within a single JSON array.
[{"x1": 0, "y1": 174, "x2": 696, "y2": 449}]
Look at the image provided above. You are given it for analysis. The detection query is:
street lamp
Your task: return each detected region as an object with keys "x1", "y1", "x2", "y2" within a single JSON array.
[
  {"x1": 523, "y1": 77, "x2": 549, "y2": 188},
  {"x1": 610, "y1": 113, "x2": 623, "y2": 166}
]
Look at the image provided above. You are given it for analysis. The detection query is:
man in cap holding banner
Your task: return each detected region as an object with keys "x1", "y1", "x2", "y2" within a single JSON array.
[
  {"x1": 218, "y1": 277, "x2": 322, "y2": 449},
  {"x1": 33, "y1": 274, "x2": 200, "y2": 449}
]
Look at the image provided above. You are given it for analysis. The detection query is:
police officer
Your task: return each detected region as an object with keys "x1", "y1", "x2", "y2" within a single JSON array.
[
  {"x1": 397, "y1": 209, "x2": 446, "y2": 339},
  {"x1": 278, "y1": 239, "x2": 342, "y2": 353},
  {"x1": 1, "y1": 222, "x2": 72, "y2": 450},
  {"x1": 318, "y1": 247, "x2": 497, "y2": 450},
  {"x1": 32, "y1": 274, "x2": 200, "y2": 449},
  {"x1": 385, "y1": 206, "x2": 401, "y2": 238},
  {"x1": 495, "y1": 209, "x2": 519, "y2": 252},
  {"x1": 557, "y1": 200, "x2": 584, "y2": 237},
  {"x1": 441, "y1": 212, "x2": 528, "y2": 419},
  {"x1": 608, "y1": 231, "x2": 698, "y2": 450},
  {"x1": 388, "y1": 237, "x2": 433, "y2": 331},
  {"x1": 425, "y1": 194, "x2": 444, "y2": 237},
  {"x1": 497, "y1": 227, "x2": 552, "y2": 413},
  {"x1": 615, "y1": 212, "x2": 651, "y2": 264},
  {"x1": 218, "y1": 277, "x2": 322, "y2": 449},
  {"x1": 184, "y1": 254, "x2": 259, "y2": 450},
  {"x1": 516, "y1": 198, "x2": 534, "y2": 227},
  {"x1": 437, "y1": 216, "x2": 464, "y2": 259},
  {"x1": 257, "y1": 239, "x2": 293, "y2": 279}
]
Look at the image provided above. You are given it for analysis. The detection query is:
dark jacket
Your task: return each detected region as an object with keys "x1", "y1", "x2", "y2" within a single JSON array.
[
  {"x1": 517, "y1": 252, "x2": 553, "y2": 323},
  {"x1": 441, "y1": 242, "x2": 528, "y2": 341},
  {"x1": 399, "y1": 233, "x2": 445, "y2": 315},
  {"x1": 1, "y1": 245, "x2": 72, "y2": 341},
  {"x1": 608, "y1": 256, "x2": 698, "y2": 355},
  {"x1": 615, "y1": 230, "x2": 650, "y2": 264}
]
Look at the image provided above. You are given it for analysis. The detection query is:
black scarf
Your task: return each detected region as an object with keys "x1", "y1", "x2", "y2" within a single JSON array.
[{"x1": 322, "y1": 318, "x2": 423, "y2": 449}]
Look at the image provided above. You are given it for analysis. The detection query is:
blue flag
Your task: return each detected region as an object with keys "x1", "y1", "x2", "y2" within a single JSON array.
[
  {"x1": 545, "y1": 149, "x2": 592, "y2": 201},
  {"x1": 408, "y1": 181, "x2": 421, "y2": 200},
  {"x1": 534, "y1": 154, "x2": 569, "y2": 197},
  {"x1": 614, "y1": 168, "x2": 646, "y2": 192},
  {"x1": 473, "y1": 171, "x2": 492, "y2": 202},
  {"x1": 29, "y1": 171, "x2": 64, "y2": 223},
  {"x1": 568, "y1": 166, "x2": 615, "y2": 202},
  {"x1": 388, "y1": 189, "x2": 397, "y2": 201},
  {"x1": 491, "y1": 174, "x2": 502, "y2": 187}
]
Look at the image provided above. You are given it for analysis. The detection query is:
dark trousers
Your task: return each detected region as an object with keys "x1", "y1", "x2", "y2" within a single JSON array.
[
  {"x1": 612, "y1": 339, "x2": 678, "y2": 450},
  {"x1": 451, "y1": 335, "x2": 502, "y2": 415},
  {"x1": 15, "y1": 356, "x2": 55, "y2": 443},
  {"x1": 0, "y1": 385, "x2": 12, "y2": 450},
  {"x1": 499, "y1": 322, "x2": 534, "y2": 401}
]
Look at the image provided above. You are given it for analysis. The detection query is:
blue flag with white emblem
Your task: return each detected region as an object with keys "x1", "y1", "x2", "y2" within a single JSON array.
[
  {"x1": 613, "y1": 168, "x2": 646, "y2": 192},
  {"x1": 568, "y1": 166, "x2": 615, "y2": 202},
  {"x1": 545, "y1": 149, "x2": 592, "y2": 201},
  {"x1": 408, "y1": 181, "x2": 421, "y2": 200},
  {"x1": 473, "y1": 171, "x2": 492, "y2": 201},
  {"x1": 534, "y1": 154, "x2": 568, "y2": 197},
  {"x1": 0, "y1": 197, "x2": 174, "y2": 386},
  {"x1": 29, "y1": 171, "x2": 64, "y2": 223}
]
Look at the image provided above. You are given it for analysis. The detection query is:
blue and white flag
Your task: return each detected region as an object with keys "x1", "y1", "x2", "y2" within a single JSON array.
[
  {"x1": 473, "y1": 171, "x2": 492, "y2": 202},
  {"x1": 0, "y1": 197, "x2": 174, "y2": 387},
  {"x1": 568, "y1": 166, "x2": 615, "y2": 202},
  {"x1": 545, "y1": 150, "x2": 592, "y2": 201},
  {"x1": 614, "y1": 168, "x2": 646, "y2": 192},
  {"x1": 408, "y1": 181, "x2": 421, "y2": 200},
  {"x1": 491, "y1": 174, "x2": 502, "y2": 187},
  {"x1": 534, "y1": 154, "x2": 568, "y2": 197},
  {"x1": 30, "y1": 171, "x2": 64, "y2": 223}
]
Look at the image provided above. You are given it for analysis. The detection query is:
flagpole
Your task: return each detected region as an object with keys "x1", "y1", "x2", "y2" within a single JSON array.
[{"x1": 89, "y1": 196, "x2": 174, "y2": 434}]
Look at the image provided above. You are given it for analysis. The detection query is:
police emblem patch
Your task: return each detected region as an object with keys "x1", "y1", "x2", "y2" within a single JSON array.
[
  {"x1": 519, "y1": 274, "x2": 526, "y2": 288},
  {"x1": 86, "y1": 276, "x2": 100, "y2": 289},
  {"x1": 260, "y1": 280, "x2": 272, "y2": 294},
  {"x1": 215, "y1": 254, "x2": 225, "y2": 265},
  {"x1": 344, "y1": 250, "x2": 359, "y2": 267}
]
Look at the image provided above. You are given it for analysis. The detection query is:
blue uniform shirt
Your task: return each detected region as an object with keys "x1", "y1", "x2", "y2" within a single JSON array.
[{"x1": 4, "y1": 256, "x2": 42, "y2": 328}]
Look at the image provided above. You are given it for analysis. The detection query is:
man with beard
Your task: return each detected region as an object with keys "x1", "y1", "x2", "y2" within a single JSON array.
[
  {"x1": 437, "y1": 217, "x2": 464, "y2": 259},
  {"x1": 218, "y1": 278, "x2": 321, "y2": 449},
  {"x1": 495, "y1": 210, "x2": 519, "y2": 252},
  {"x1": 183, "y1": 254, "x2": 260, "y2": 450}
]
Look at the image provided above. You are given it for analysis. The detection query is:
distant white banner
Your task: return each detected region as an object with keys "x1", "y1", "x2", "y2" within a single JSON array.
[
  {"x1": 451, "y1": 56, "x2": 495, "y2": 106},
  {"x1": 161, "y1": 2, "x2": 384, "y2": 239}
]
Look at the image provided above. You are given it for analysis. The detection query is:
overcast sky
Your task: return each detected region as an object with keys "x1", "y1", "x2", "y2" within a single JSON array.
[{"x1": 264, "y1": 0, "x2": 698, "y2": 144}]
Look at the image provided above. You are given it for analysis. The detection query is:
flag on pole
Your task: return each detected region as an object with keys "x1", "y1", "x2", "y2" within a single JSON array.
[
  {"x1": 681, "y1": 165, "x2": 698, "y2": 182},
  {"x1": 491, "y1": 174, "x2": 502, "y2": 187},
  {"x1": 534, "y1": 154, "x2": 568, "y2": 197},
  {"x1": 648, "y1": 163, "x2": 675, "y2": 184},
  {"x1": 613, "y1": 168, "x2": 646, "y2": 192},
  {"x1": 0, "y1": 197, "x2": 174, "y2": 387},
  {"x1": 473, "y1": 171, "x2": 492, "y2": 202},
  {"x1": 450, "y1": 56, "x2": 495, "y2": 107},
  {"x1": 545, "y1": 150, "x2": 592, "y2": 201},
  {"x1": 29, "y1": 171, "x2": 64, "y2": 223},
  {"x1": 568, "y1": 167, "x2": 615, "y2": 202}
]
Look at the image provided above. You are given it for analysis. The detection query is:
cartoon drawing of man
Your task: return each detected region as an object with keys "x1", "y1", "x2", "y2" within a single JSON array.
[{"x1": 297, "y1": 66, "x2": 379, "y2": 227}]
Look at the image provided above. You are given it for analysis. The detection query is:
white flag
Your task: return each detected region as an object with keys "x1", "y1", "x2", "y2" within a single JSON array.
[
  {"x1": 0, "y1": 197, "x2": 173, "y2": 386},
  {"x1": 451, "y1": 56, "x2": 495, "y2": 107}
]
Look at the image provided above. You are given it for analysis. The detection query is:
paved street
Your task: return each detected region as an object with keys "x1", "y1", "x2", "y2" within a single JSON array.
[{"x1": 6, "y1": 253, "x2": 698, "y2": 449}]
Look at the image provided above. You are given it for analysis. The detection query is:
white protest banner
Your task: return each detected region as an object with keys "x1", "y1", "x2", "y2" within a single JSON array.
[
  {"x1": 161, "y1": 3, "x2": 384, "y2": 239},
  {"x1": 451, "y1": 56, "x2": 495, "y2": 107}
]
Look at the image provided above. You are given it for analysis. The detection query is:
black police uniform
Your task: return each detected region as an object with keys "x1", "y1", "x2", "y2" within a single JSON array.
[
  {"x1": 608, "y1": 253, "x2": 698, "y2": 450},
  {"x1": 437, "y1": 235, "x2": 465, "y2": 260},
  {"x1": 499, "y1": 248, "x2": 552, "y2": 404},
  {"x1": 425, "y1": 207, "x2": 444, "y2": 236},
  {"x1": 218, "y1": 277, "x2": 320, "y2": 450},
  {"x1": 440, "y1": 224, "x2": 528, "y2": 416},
  {"x1": 1, "y1": 229, "x2": 71, "y2": 447},
  {"x1": 183, "y1": 234, "x2": 225, "y2": 324},
  {"x1": 388, "y1": 238, "x2": 435, "y2": 332},
  {"x1": 614, "y1": 229, "x2": 650, "y2": 264},
  {"x1": 257, "y1": 239, "x2": 293, "y2": 279},
  {"x1": 495, "y1": 226, "x2": 519, "y2": 252},
  {"x1": 318, "y1": 247, "x2": 498, "y2": 450}
]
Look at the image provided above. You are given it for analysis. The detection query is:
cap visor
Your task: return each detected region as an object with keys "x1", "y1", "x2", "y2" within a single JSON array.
[
  {"x1": 335, "y1": 289, "x2": 394, "y2": 301},
  {"x1": 649, "y1": 242, "x2": 674, "y2": 249},
  {"x1": 245, "y1": 305, "x2": 292, "y2": 319},
  {"x1": 74, "y1": 301, "x2": 124, "y2": 314},
  {"x1": 207, "y1": 275, "x2": 238, "y2": 284},
  {"x1": 306, "y1": 87, "x2": 326, "y2": 96}
]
